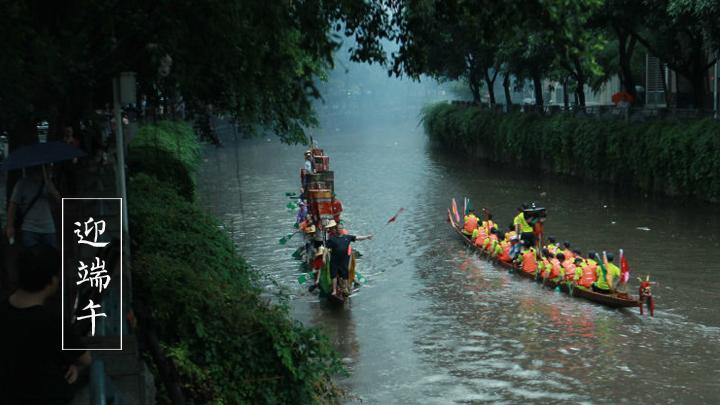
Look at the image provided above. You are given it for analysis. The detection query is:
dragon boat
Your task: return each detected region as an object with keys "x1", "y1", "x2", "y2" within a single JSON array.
[
  {"x1": 291, "y1": 146, "x2": 358, "y2": 305},
  {"x1": 447, "y1": 202, "x2": 653, "y2": 313}
]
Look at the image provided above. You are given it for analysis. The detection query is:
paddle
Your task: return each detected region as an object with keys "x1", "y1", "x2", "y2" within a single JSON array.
[
  {"x1": 385, "y1": 208, "x2": 405, "y2": 225},
  {"x1": 279, "y1": 231, "x2": 299, "y2": 245},
  {"x1": 286, "y1": 201, "x2": 298, "y2": 210},
  {"x1": 285, "y1": 192, "x2": 297, "y2": 196}
]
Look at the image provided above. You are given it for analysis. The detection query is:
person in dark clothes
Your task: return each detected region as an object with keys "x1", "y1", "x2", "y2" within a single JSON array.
[
  {"x1": 324, "y1": 220, "x2": 372, "y2": 298},
  {"x1": 0, "y1": 246, "x2": 92, "y2": 404}
]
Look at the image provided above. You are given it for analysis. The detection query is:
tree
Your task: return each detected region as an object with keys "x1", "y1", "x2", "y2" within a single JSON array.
[
  {"x1": 630, "y1": 0, "x2": 718, "y2": 109},
  {"x1": 391, "y1": 0, "x2": 504, "y2": 104},
  {"x1": 0, "y1": 0, "x2": 394, "y2": 145}
]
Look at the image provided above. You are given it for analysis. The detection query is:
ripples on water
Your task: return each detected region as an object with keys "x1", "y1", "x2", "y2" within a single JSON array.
[{"x1": 200, "y1": 114, "x2": 720, "y2": 403}]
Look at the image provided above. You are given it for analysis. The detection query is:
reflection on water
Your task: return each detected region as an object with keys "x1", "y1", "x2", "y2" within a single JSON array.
[{"x1": 199, "y1": 110, "x2": 720, "y2": 403}]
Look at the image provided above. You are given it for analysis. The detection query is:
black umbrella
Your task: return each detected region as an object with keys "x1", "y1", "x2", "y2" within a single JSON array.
[{"x1": 2, "y1": 141, "x2": 87, "y2": 171}]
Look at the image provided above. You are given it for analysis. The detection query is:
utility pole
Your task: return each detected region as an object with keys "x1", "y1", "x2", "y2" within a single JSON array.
[
  {"x1": 112, "y1": 73, "x2": 135, "y2": 234},
  {"x1": 714, "y1": 50, "x2": 718, "y2": 119}
]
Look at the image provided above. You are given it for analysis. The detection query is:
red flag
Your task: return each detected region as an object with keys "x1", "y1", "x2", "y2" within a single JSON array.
[{"x1": 620, "y1": 249, "x2": 630, "y2": 284}]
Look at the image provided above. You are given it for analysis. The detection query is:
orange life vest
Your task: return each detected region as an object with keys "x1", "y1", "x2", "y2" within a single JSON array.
[
  {"x1": 474, "y1": 228, "x2": 487, "y2": 246},
  {"x1": 464, "y1": 215, "x2": 478, "y2": 234},
  {"x1": 577, "y1": 261, "x2": 597, "y2": 287},
  {"x1": 521, "y1": 248, "x2": 538, "y2": 273},
  {"x1": 548, "y1": 258, "x2": 562, "y2": 279},
  {"x1": 540, "y1": 258, "x2": 551, "y2": 278},
  {"x1": 562, "y1": 261, "x2": 576, "y2": 281},
  {"x1": 498, "y1": 241, "x2": 512, "y2": 262},
  {"x1": 485, "y1": 220, "x2": 495, "y2": 232},
  {"x1": 484, "y1": 234, "x2": 498, "y2": 252}
]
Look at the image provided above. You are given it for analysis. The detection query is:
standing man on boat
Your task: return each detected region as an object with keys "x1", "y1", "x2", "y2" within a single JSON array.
[
  {"x1": 325, "y1": 220, "x2": 372, "y2": 298},
  {"x1": 301, "y1": 151, "x2": 315, "y2": 197},
  {"x1": 511, "y1": 204, "x2": 533, "y2": 258}
]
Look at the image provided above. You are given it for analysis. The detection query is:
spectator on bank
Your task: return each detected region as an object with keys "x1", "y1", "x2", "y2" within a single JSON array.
[
  {"x1": 62, "y1": 125, "x2": 80, "y2": 149},
  {"x1": 0, "y1": 246, "x2": 92, "y2": 403},
  {"x1": 60, "y1": 125, "x2": 81, "y2": 195},
  {"x1": 6, "y1": 165, "x2": 61, "y2": 249}
]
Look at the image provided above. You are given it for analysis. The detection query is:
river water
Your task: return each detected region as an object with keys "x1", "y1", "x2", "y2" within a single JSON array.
[{"x1": 199, "y1": 108, "x2": 720, "y2": 404}]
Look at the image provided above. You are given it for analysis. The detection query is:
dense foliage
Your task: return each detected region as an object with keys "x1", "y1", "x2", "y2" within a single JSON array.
[
  {"x1": 423, "y1": 103, "x2": 720, "y2": 201},
  {"x1": 0, "y1": 0, "x2": 391, "y2": 144},
  {"x1": 128, "y1": 121, "x2": 345, "y2": 403},
  {"x1": 127, "y1": 121, "x2": 200, "y2": 200},
  {"x1": 390, "y1": 0, "x2": 719, "y2": 109}
]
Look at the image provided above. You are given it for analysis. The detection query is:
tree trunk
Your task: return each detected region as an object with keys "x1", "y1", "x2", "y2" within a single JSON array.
[
  {"x1": 615, "y1": 26, "x2": 638, "y2": 102},
  {"x1": 576, "y1": 80, "x2": 586, "y2": 108},
  {"x1": 687, "y1": 55, "x2": 711, "y2": 110},
  {"x1": 532, "y1": 73, "x2": 544, "y2": 109},
  {"x1": 468, "y1": 73, "x2": 482, "y2": 104},
  {"x1": 689, "y1": 72, "x2": 707, "y2": 111},
  {"x1": 659, "y1": 63, "x2": 671, "y2": 107},
  {"x1": 483, "y1": 69, "x2": 498, "y2": 106},
  {"x1": 562, "y1": 79, "x2": 569, "y2": 109},
  {"x1": 503, "y1": 73, "x2": 512, "y2": 108},
  {"x1": 618, "y1": 36, "x2": 638, "y2": 101}
]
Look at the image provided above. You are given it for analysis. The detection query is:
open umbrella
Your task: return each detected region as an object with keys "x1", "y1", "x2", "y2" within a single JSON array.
[
  {"x1": 2, "y1": 141, "x2": 87, "y2": 171},
  {"x1": 611, "y1": 91, "x2": 635, "y2": 105}
]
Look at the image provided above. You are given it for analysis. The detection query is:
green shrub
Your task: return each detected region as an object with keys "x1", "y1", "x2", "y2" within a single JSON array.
[
  {"x1": 422, "y1": 103, "x2": 720, "y2": 202},
  {"x1": 128, "y1": 121, "x2": 200, "y2": 200},
  {"x1": 127, "y1": 122, "x2": 346, "y2": 403}
]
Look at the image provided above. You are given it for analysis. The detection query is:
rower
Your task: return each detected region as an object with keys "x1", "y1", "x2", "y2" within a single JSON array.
[
  {"x1": 490, "y1": 231, "x2": 505, "y2": 257},
  {"x1": 483, "y1": 228, "x2": 499, "y2": 253},
  {"x1": 546, "y1": 236, "x2": 558, "y2": 254},
  {"x1": 592, "y1": 252, "x2": 621, "y2": 294},
  {"x1": 548, "y1": 253, "x2": 565, "y2": 281},
  {"x1": 576, "y1": 252, "x2": 598, "y2": 288},
  {"x1": 538, "y1": 248, "x2": 551, "y2": 278},
  {"x1": 482, "y1": 213, "x2": 497, "y2": 233},
  {"x1": 505, "y1": 224, "x2": 517, "y2": 241},
  {"x1": 463, "y1": 209, "x2": 479, "y2": 237},
  {"x1": 497, "y1": 234, "x2": 513, "y2": 262},
  {"x1": 309, "y1": 246, "x2": 326, "y2": 292},
  {"x1": 516, "y1": 240, "x2": 538, "y2": 274},
  {"x1": 561, "y1": 254, "x2": 577, "y2": 282}
]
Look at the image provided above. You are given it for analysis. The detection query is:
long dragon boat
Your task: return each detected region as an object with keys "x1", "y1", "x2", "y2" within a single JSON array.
[
  {"x1": 447, "y1": 204, "x2": 647, "y2": 311},
  {"x1": 293, "y1": 146, "x2": 357, "y2": 305}
]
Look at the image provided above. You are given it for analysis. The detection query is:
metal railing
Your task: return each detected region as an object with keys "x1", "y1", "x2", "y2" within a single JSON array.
[{"x1": 90, "y1": 360, "x2": 130, "y2": 405}]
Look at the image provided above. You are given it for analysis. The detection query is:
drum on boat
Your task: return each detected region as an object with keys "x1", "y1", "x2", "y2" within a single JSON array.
[
  {"x1": 306, "y1": 171, "x2": 334, "y2": 192},
  {"x1": 308, "y1": 189, "x2": 333, "y2": 220}
]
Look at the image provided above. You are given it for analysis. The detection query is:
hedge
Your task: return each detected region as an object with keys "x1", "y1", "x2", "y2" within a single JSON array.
[
  {"x1": 128, "y1": 121, "x2": 201, "y2": 201},
  {"x1": 128, "y1": 121, "x2": 345, "y2": 403},
  {"x1": 422, "y1": 103, "x2": 720, "y2": 201}
]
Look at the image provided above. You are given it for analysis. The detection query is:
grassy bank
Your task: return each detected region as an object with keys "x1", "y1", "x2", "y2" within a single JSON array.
[
  {"x1": 422, "y1": 103, "x2": 720, "y2": 202},
  {"x1": 128, "y1": 121, "x2": 344, "y2": 403}
]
